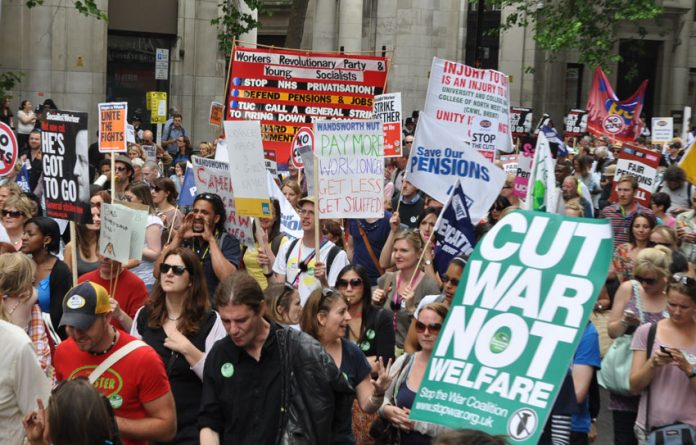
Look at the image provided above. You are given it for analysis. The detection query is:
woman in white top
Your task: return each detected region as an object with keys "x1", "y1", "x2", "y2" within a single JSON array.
[
  {"x1": 124, "y1": 181, "x2": 163, "y2": 291},
  {"x1": 16, "y1": 100, "x2": 36, "y2": 151}
]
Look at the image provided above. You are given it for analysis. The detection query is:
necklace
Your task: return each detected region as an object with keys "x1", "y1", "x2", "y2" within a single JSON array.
[
  {"x1": 167, "y1": 313, "x2": 181, "y2": 321},
  {"x1": 90, "y1": 328, "x2": 118, "y2": 356},
  {"x1": 3, "y1": 295, "x2": 21, "y2": 315}
]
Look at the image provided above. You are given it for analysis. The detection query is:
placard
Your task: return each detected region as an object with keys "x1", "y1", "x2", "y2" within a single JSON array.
[
  {"x1": 651, "y1": 117, "x2": 673, "y2": 144},
  {"x1": 409, "y1": 210, "x2": 612, "y2": 444},
  {"x1": 609, "y1": 143, "x2": 661, "y2": 206},
  {"x1": 510, "y1": 107, "x2": 533, "y2": 138},
  {"x1": 424, "y1": 57, "x2": 513, "y2": 153},
  {"x1": 223, "y1": 120, "x2": 272, "y2": 218},
  {"x1": 99, "y1": 202, "x2": 149, "y2": 263},
  {"x1": 209, "y1": 101, "x2": 224, "y2": 127},
  {"x1": 564, "y1": 109, "x2": 588, "y2": 138},
  {"x1": 148, "y1": 92, "x2": 168, "y2": 124},
  {"x1": 226, "y1": 46, "x2": 388, "y2": 168},
  {"x1": 314, "y1": 119, "x2": 384, "y2": 218},
  {"x1": 513, "y1": 138, "x2": 536, "y2": 198},
  {"x1": 41, "y1": 110, "x2": 91, "y2": 223},
  {"x1": 98, "y1": 102, "x2": 127, "y2": 153},
  {"x1": 499, "y1": 154, "x2": 518, "y2": 175},
  {"x1": 191, "y1": 156, "x2": 254, "y2": 246},
  {"x1": 372, "y1": 92, "x2": 403, "y2": 157},
  {"x1": 0, "y1": 121, "x2": 18, "y2": 177}
]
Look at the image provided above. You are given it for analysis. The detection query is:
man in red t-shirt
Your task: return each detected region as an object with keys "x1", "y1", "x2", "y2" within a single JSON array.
[
  {"x1": 79, "y1": 255, "x2": 148, "y2": 332},
  {"x1": 55, "y1": 281, "x2": 175, "y2": 445}
]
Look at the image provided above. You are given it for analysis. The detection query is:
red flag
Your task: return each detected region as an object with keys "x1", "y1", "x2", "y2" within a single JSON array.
[{"x1": 586, "y1": 67, "x2": 648, "y2": 143}]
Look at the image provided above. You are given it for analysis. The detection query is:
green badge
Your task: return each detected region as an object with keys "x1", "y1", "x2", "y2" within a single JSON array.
[
  {"x1": 360, "y1": 341, "x2": 371, "y2": 351},
  {"x1": 221, "y1": 362, "x2": 234, "y2": 378},
  {"x1": 109, "y1": 395, "x2": 123, "y2": 409},
  {"x1": 490, "y1": 329, "x2": 511, "y2": 353},
  {"x1": 366, "y1": 329, "x2": 376, "y2": 340}
]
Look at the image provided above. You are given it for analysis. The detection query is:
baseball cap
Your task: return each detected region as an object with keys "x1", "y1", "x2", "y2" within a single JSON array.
[
  {"x1": 59, "y1": 282, "x2": 111, "y2": 330},
  {"x1": 298, "y1": 195, "x2": 315, "y2": 207}
]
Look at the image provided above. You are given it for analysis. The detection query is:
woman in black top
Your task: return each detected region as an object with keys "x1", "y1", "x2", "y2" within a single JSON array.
[{"x1": 131, "y1": 247, "x2": 226, "y2": 444}]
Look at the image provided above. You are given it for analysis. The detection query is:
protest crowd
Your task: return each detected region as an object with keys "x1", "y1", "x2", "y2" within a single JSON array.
[{"x1": 1, "y1": 59, "x2": 696, "y2": 445}]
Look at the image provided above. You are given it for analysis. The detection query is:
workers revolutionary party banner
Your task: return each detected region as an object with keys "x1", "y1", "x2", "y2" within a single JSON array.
[
  {"x1": 407, "y1": 113, "x2": 506, "y2": 222},
  {"x1": 586, "y1": 67, "x2": 648, "y2": 143},
  {"x1": 424, "y1": 57, "x2": 513, "y2": 154},
  {"x1": 609, "y1": 143, "x2": 660, "y2": 207},
  {"x1": 226, "y1": 46, "x2": 388, "y2": 169},
  {"x1": 314, "y1": 119, "x2": 384, "y2": 218},
  {"x1": 41, "y1": 110, "x2": 91, "y2": 223},
  {"x1": 409, "y1": 210, "x2": 613, "y2": 444}
]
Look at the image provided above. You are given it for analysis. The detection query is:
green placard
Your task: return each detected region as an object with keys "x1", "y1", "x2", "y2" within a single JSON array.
[{"x1": 409, "y1": 209, "x2": 612, "y2": 444}]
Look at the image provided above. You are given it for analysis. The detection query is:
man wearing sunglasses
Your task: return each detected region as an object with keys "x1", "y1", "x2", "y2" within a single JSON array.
[
  {"x1": 55, "y1": 281, "x2": 176, "y2": 445},
  {"x1": 112, "y1": 155, "x2": 134, "y2": 200},
  {"x1": 156, "y1": 192, "x2": 240, "y2": 299}
]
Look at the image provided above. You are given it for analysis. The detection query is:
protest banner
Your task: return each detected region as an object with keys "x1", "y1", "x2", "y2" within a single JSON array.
[
  {"x1": 510, "y1": 107, "x2": 533, "y2": 138},
  {"x1": 313, "y1": 119, "x2": 384, "y2": 218},
  {"x1": 41, "y1": 110, "x2": 91, "y2": 222},
  {"x1": 467, "y1": 116, "x2": 498, "y2": 162},
  {"x1": 99, "y1": 202, "x2": 149, "y2": 263},
  {"x1": 226, "y1": 46, "x2": 389, "y2": 169},
  {"x1": 513, "y1": 137, "x2": 536, "y2": 198},
  {"x1": 586, "y1": 67, "x2": 647, "y2": 143},
  {"x1": 177, "y1": 164, "x2": 197, "y2": 207},
  {"x1": 148, "y1": 92, "x2": 168, "y2": 124},
  {"x1": 372, "y1": 93, "x2": 403, "y2": 157},
  {"x1": 265, "y1": 150, "x2": 278, "y2": 176},
  {"x1": 534, "y1": 113, "x2": 550, "y2": 135},
  {"x1": 267, "y1": 171, "x2": 302, "y2": 239},
  {"x1": 433, "y1": 179, "x2": 477, "y2": 276},
  {"x1": 126, "y1": 124, "x2": 136, "y2": 144},
  {"x1": 525, "y1": 131, "x2": 559, "y2": 212},
  {"x1": 299, "y1": 144, "x2": 316, "y2": 195},
  {"x1": 564, "y1": 109, "x2": 588, "y2": 138},
  {"x1": 209, "y1": 101, "x2": 224, "y2": 126},
  {"x1": 609, "y1": 143, "x2": 660, "y2": 206},
  {"x1": 499, "y1": 154, "x2": 518, "y2": 175},
  {"x1": 142, "y1": 144, "x2": 157, "y2": 161},
  {"x1": 223, "y1": 121, "x2": 273, "y2": 218},
  {"x1": 98, "y1": 102, "x2": 127, "y2": 153},
  {"x1": 425, "y1": 57, "x2": 513, "y2": 153},
  {"x1": 0, "y1": 121, "x2": 18, "y2": 176},
  {"x1": 191, "y1": 155, "x2": 254, "y2": 246},
  {"x1": 651, "y1": 117, "x2": 673, "y2": 144},
  {"x1": 408, "y1": 113, "x2": 506, "y2": 221},
  {"x1": 409, "y1": 210, "x2": 613, "y2": 444}
]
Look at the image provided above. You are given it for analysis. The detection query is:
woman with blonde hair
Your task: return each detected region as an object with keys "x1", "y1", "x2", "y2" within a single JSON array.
[
  {"x1": 373, "y1": 230, "x2": 440, "y2": 352},
  {"x1": 281, "y1": 179, "x2": 302, "y2": 209},
  {"x1": 2, "y1": 194, "x2": 35, "y2": 250},
  {"x1": 606, "y1": 246, "x2": 672, "y2": 445},
  {"x1": 650, "y1": 225, "x2": 678, "y2": 250},
  {"x1": 0, "y1": 252, "x2": 53, "y2": 379}
]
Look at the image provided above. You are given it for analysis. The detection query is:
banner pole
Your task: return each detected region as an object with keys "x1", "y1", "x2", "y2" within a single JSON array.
[
  {"x1": 110, "y1": 155, "x2": 116, "y2": 201},
  {"x1": 165, "y1": 205, "x2": 178, "y2": 245},
  {"x1": 313, "y1": 154, "x2": 321, "y2": 263},
  {"x1": 222, "y1": 37, "x2": 237, "y2": 120},
  {"x1": 409, "y1": 234, "x2": 434, "y2": 288},
  {"x1": 69, "y1": 222, "x2": 78, "y2": 286}
]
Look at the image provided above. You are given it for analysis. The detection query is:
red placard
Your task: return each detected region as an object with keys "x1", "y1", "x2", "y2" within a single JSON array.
[
  {"x1": 609, "y1": 143, "x2": 661, "y2": 206},
  {"x1": 226, "y1": 46, "x2": 388, "y2": 169},
  {"x1": 0, "y1": 122, "x2": 18, "y2": 177}
]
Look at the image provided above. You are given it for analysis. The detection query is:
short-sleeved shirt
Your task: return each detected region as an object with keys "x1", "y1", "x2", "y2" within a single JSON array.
[
  {"x1": 198, "y1": 324, "x2": 282, "y2": 444},
  {"x1": 183, "y1": 232, "x2": 241, "y2": 300},
  {"x1": 600, "y1": 202, "x2": 654, "y2": 249},
  {"x1": 632, "y1": 322, "x2": 696, "y2": 430},
  {"x1": 272, "y1": 238, "x2": 349, "y2": 305},
  {"x1": 571, "y1": 323, "x2": 601, "y2": 433},
  {"x1": 334, "y1": 338, "x2": 372, "y2": 445},
  {"x1": 78, "y1": 270, "x2": 148, "y2": 332},
  {"x1": 54, "y1": 331, "x2": 171, "y2": 445}
]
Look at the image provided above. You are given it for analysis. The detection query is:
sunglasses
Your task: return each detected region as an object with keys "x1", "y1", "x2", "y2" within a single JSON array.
[
  {"x1": 442, "y1": 276, "x2": 460, "y2": 287},
  {"x1": 336, "y1": 278, "x2": 363, "y2": 289},
  {"x1": 2, "y1": 210, "x2": 23, "y2": 218},
  {"x1": 115, "y1": 166, "x2": 128, "y2": 172},
  {"x1": 159, "y1": 263, "x2": 188, "y2": 276},
  {"x1": 415, "y1": 321, "x2": 442, "y2": 334},
  {"x1": 635, "y1": 276, "x2": 658, "y2": 286},
  {"x1": 151, "y1": 186, "x2": 162, "y2": 193}
]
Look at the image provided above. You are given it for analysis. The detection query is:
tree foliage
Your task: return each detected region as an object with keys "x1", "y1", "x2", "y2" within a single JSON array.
[
  {"x1": 482, "y1": 0, "x2": 662, "y2": 68},
  {"x1": 25, "y1": 0, "x2": 108, "y2": 21},
  {"x1": 211, "y1": 0, "x2": 267, "y2": 55}
]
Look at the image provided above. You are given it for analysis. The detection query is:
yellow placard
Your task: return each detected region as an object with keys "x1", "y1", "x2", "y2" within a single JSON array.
[{"x1": 234, "y1": 198, "x2": 273, "y2": 219}]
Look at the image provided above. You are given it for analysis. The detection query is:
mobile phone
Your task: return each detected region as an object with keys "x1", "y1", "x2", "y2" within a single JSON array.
[
  {"x1": 659, "y1": 345, "x2": 672, "y2": 356},
  {"x1": 623, "y1": 309, "x2": 635, "y2": 317}
]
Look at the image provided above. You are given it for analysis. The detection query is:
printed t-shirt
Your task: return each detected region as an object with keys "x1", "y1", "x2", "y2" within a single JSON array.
[
  {"x1": 78, "y1": 269, "x2": 148, "y2": 331},
  {"x1": 54, "y1": 331, "x2": 171, "y2": 445}
]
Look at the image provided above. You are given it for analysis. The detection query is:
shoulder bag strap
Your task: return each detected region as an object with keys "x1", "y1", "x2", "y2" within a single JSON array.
[
  {"x1": 88, "y1": 340, "x2": 148, "y2": 384},
  {"x1": 645, "y1": 322, "x2": 658, "y2": 432},
  {"x1": 393, "y1": 353, "x2": 415, "y2": 400},
  {"x1": 357, "y1": 222, "x2": 385, "y2": 276}
]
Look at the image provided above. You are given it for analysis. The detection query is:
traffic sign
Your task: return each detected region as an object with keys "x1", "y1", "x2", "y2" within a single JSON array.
[
  {"x1": 290, "y1": 127, "x2": 314, "y2": 168},
  {"x1": 0, "y1": 122, "x2": 18, "y2": 177}
]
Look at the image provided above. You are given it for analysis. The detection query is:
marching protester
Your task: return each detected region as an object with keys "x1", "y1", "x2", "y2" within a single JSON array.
[
  {"x1": 263, "y1": 283, "x2": 302, "y2": 325},
  {"x1": 64, "y1": 189, "x2": 109, "y2": 276}
]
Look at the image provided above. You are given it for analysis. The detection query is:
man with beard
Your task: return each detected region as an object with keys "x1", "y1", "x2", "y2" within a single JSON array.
[
  {"x1": 561, "y1": 175, "x2": 594, "y2": 218},
  {"x1": 155, "y1": 192, "x2": 240, "y2": 300}
]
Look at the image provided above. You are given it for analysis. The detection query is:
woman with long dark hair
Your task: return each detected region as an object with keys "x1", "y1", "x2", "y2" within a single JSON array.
[
  {"x1": 64, "y1": 190, "x2": 109, "y2": 276},
  {"x1": 131, "y1": 247, "x2": 226, "y2": 444}
]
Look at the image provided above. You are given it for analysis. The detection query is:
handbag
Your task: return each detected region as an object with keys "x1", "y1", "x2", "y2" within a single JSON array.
[
  {"x1": 598, "y1": 280, "x2": 645, "y2": 395},
  {"x1": 644, "y1": 323, "x2": 696, "y2": 445},
  {"x1": 369, "y1": 353, "x2": 415, "y2": 445}
]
